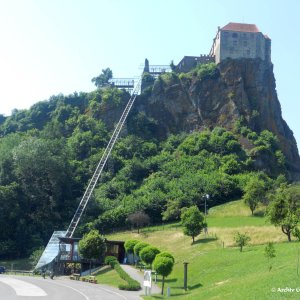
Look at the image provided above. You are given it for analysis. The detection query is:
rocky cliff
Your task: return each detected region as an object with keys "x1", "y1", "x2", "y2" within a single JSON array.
[{"x1": 133, "y1": 58, "x2": 300, "y2": 179}]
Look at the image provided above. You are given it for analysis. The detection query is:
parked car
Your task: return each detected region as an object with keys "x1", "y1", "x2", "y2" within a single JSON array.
[{"x1": 0, "y1": 266, "x2": 6, "y2": 274}]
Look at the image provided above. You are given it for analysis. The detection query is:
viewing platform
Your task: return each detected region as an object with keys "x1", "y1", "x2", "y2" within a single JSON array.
[
  {"x1": 147, "y1": 65, "x2": 172, "y2": 75},
  {"x1": 109, "y1": 78, "x2": 135, "y2": 90}
]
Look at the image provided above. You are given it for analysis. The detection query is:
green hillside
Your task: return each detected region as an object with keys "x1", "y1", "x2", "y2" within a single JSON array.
[
  {"x1": 107, "y1": 199, "x2": 300, "y2": 299},
  {"x1": 0, "y1": 68, "x2": 295, "y2": 260}
]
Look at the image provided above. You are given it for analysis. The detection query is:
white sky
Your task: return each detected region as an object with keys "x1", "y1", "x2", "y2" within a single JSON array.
[{"x1": 0, "y1": 0, "x2": 299, "y2": 151}]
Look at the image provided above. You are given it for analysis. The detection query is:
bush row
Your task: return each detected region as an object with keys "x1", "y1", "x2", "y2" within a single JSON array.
[{"x1": 124, "y1": 239, "x2": 175, "y2": 267}]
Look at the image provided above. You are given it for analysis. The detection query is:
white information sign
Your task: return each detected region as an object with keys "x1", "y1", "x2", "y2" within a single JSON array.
[{"x1": 143, "y1": 270, "x2": 152, "y2": 288}]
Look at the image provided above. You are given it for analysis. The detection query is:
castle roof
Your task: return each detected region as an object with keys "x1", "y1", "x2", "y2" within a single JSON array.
[{"x1": 221, "y1": 22, "x2": 260, "y2": 33}]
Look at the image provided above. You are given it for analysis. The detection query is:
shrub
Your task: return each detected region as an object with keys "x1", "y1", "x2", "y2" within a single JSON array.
[
  {"x1": 124, "y1": 239, "x2": 140, "y2": 254},
  {"x1": 118, "y1": 281, "x2": 141, "y2": 291},
  {"x1": 104, "y1": 256, "x2": 118, "y2": 268},
  {"x1": 193, "y1": 62, "x2": 218, "y2": 80}
]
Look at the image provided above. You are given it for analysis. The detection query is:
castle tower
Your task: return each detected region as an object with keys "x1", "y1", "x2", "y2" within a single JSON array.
[
  {"x1": 143, "y1": 58, "x2": 150, "y2": 73},
  {"x1": 210, "y1": 22, "x2": 271, "y2": 64}
]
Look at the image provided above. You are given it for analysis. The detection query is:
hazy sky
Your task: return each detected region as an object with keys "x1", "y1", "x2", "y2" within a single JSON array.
[{"x1": 0, "y1": 0, "x2": 299, "y2": 151}]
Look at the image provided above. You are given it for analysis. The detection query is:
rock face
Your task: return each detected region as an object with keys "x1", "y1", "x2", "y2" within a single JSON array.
[{"x1": 134, "y1": 58, "x2": 300, "y2": 178}]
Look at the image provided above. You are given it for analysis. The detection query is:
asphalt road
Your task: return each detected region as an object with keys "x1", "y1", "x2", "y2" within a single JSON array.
[{"x1": 0, "y1": 275, "x2": 142, "y2": 300}]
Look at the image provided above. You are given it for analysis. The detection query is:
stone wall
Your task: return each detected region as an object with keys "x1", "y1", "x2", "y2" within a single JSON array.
[{"x1": 176, "y1": 55, "x2": 214, "y2": 73}]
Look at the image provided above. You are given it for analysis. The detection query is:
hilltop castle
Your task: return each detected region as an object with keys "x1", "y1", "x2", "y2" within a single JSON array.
[
  {"x1": 175, "y1": 22, "x2": 271, "y2": 73},
  {"x1": 112, "y1": 23, "x2": 272, "y2": 87},
  {"x1": 209, "y1": 22, "x2": 271, "y2": 64}
]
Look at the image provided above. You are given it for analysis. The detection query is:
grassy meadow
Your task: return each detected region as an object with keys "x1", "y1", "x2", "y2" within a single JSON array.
[{"x1": 106, "y1": 200, "x2": 300, "y2": 299}]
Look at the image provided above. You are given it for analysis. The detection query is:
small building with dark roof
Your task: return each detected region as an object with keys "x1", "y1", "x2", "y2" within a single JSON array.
[
  {"x1": 209, "y1": 22, "x2": 271, "y2": 64},
  {"x1": 54, "y1": 236, "x2": 125, "y2": 275}
]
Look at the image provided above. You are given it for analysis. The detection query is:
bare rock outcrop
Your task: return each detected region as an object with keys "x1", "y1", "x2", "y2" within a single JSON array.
[{"x1": 134, "y1": 59, "x2": 300, "y2": 178}]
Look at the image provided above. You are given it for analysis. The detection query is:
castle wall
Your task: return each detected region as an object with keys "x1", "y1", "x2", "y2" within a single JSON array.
[{"x1": 176, "y1": 55, "x2": 215, "y2": 73}]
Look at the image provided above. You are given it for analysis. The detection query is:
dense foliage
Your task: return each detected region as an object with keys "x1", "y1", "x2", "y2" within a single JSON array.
[{"x1": 0, "y1": 77, "x2": 288, "y2": 259}]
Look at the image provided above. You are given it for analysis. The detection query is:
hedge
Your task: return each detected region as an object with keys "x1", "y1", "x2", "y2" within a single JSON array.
[{"x1": 105, "y1": 256, "x2": 141, "y2": 291}]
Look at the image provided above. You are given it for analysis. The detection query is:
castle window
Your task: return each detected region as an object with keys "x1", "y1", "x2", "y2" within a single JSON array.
[
  {"x1": 233, "y1": 40, "x2": 237, "y2": 46},
  {"x1": 243, "y1": 40, "x2": 248, "y2": 46},
  {"x1": 232, "y1": 33, "x2": 238, "y2": 38}
]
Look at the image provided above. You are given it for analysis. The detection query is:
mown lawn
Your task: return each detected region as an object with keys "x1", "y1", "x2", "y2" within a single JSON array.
[
  {"x1": 141, "y1": 241, "x2": 300, "y2": 300},
  {"x1": 91, "y1": 265, "x2": 126, "y2": 288},
  {"x1": 106, "y1": 199, "x2": 300, "y2": 299}
]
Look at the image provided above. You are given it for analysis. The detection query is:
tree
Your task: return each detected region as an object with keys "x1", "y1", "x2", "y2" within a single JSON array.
[
  {"x1": 155, "y1": 251, "x2": 175, "y2": 263},
  {"x1": 162, "y1": 199, "x2": 181, "y2": 221},
  {"x1": 91, "y1": 68, "x2": 113, "y2": 88},
  {"x1": 153, "y1": 256, "x2": 174, "y2": 295},
  {"x1": 140, "y1": 246, "x2": 160, "y2": 267},
  {"x1": 78, "y1": 230, "x2": 107, "y2": 272},
  {"x1": 124, "y1": 240, "x2": 139, "y2": 254},
  {"x1": 133, "y1": 242, "x2": 149, "y2": 258},
  {"x1": 234, "y1": 232, "x2": 251, "y2": 252},
  {"x1": 29, "y1": 247, "x2": 45, "y2": 268},
  {"x1": 264, "y1": 242, "x2": 276, "y2": 271},
  {"x1": 170, "y1": 60, "x2": 176, "y2": 72},
  {"x1": 242, "y1": 176, "x2": 266, "y2": 215},
  {"x1": 127, "y1": 211, "x2": 150, "y2": 233},
  {"x1": 267, "y1": 184, "x2": 300, "y2": 242},
  {"x1": 292, "y1": 227, "x2": 300, "y2": 241},
  {"x1": 181, "y1": 206, "x2": 206, "y2": 243},
  {"x1": 12, "y1": 137, "x2": 74, "y2": 247}
]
